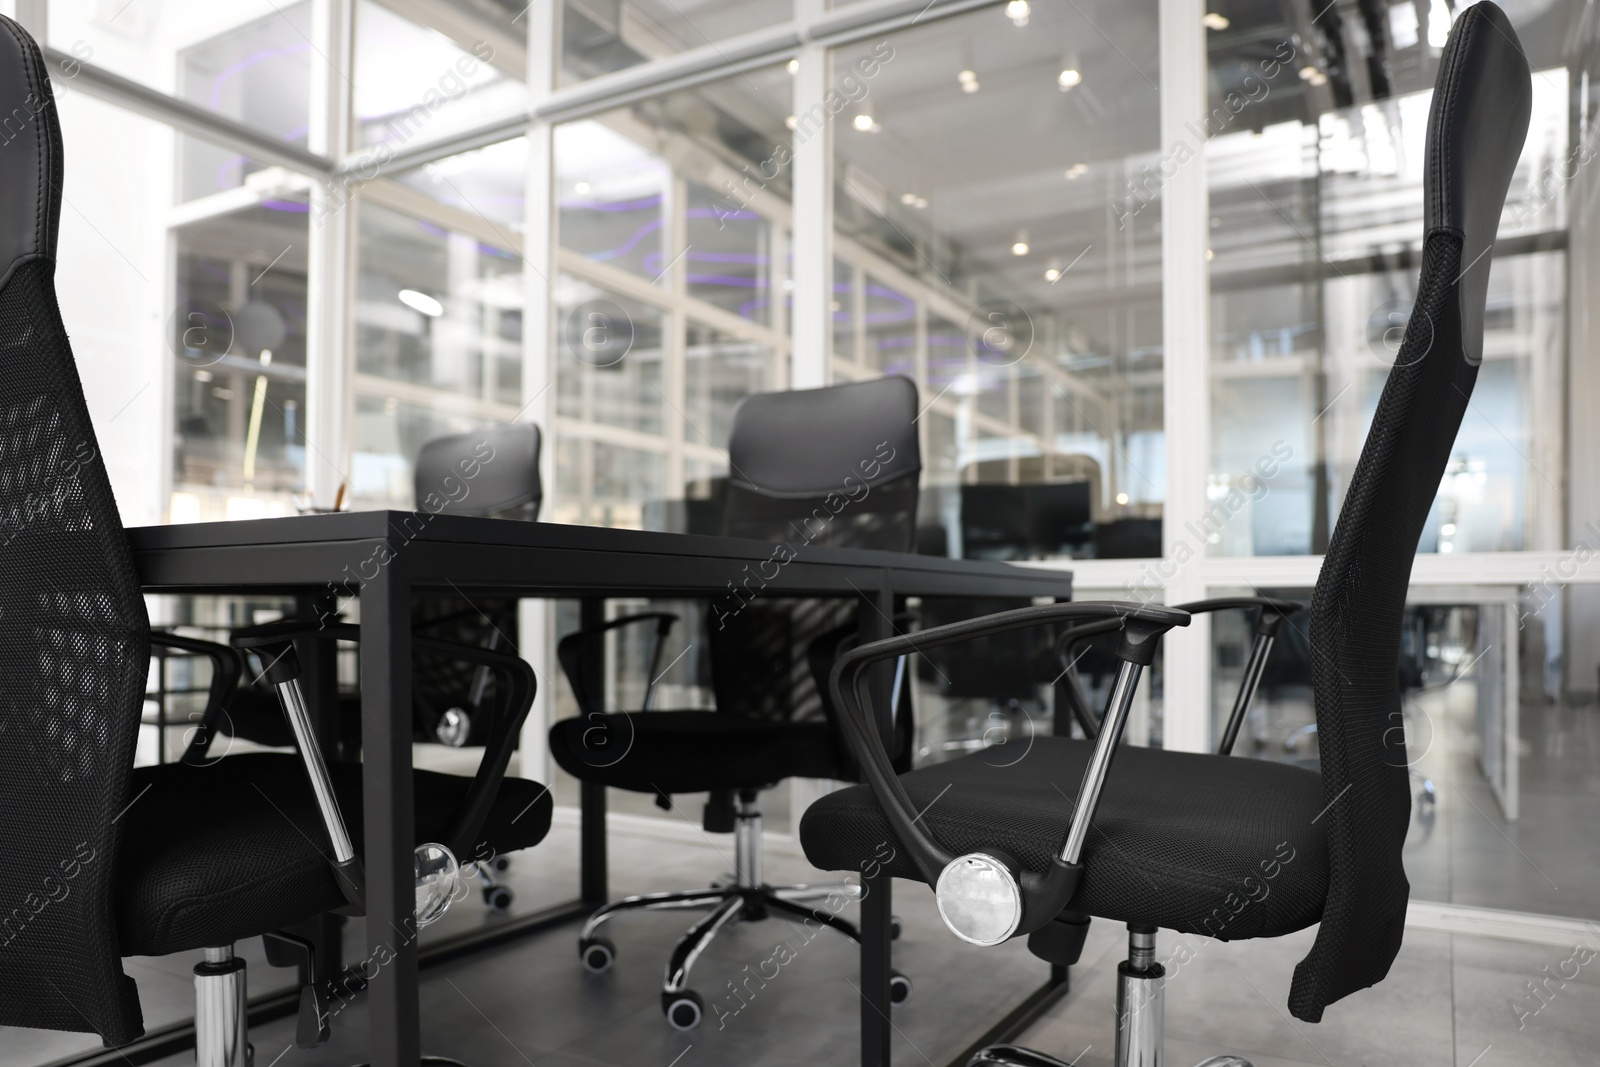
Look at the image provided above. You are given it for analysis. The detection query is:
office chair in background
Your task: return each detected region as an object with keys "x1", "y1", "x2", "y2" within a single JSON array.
[
  {"x1": 800, "y1": 6, "x2": 1530, "y2": 1065},
  {"x1": 550, "y1": 377, "x2": 921, "y2": 1030},
  {"x1": 0, "y1": 18, "x2": 552, "y2": 1065},
  {"x1": 195, "y1": 421, "x2": 543, "y2": 910}
]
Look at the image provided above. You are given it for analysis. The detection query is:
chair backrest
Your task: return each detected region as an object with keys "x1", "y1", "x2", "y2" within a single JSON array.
[
  {"x1": 711, "y1": 380, "x2": 921, "y2": 740},
  {"x1": 0, "y1": 17, "x2": 150, "y2": 1044},
  {"x1": 410, "y1": 423, "x2": 542, "y2": 725},
  {"x1": 721, "y1": 377, "x2": 921, "y2": 551},
  {"x1": 1291, "y1": 1, "x2": 1530, "y2": 1023},
  {"x1": 412, "y1": 421, "x2": 541, "y2": 520}
]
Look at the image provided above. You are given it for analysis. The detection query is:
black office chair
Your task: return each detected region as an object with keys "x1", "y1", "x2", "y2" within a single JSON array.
[
  {"x1": 549, "y1": 377, "x2": 921, "y2": 1030},
  {"x1": 799, "y1": 7, "x2": 1529, "y2": 1065},
  {"x1": 205, "y1": 421, "x2": 542, "y2": 754},
  {"x1": 0, "y1": 21, "x2": 551, "y2": 1064}
]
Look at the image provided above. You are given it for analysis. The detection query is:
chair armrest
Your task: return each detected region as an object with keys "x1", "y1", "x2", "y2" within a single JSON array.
[
  {"x1": 232, "y1": 620, "x2": 538, "y2": 908},
  {"x1": 150, "y1": 632, "x2": 244, "y2": 767},
  {"x1": 557, "y1": 612, "x2": 678, "y2": 715},
  {"x1": 1055, "y1": 597, "x2": 1305, "y2": 748},
  {"x1": 829, "y1": 601, "x2": 1189, "y2": 942}
]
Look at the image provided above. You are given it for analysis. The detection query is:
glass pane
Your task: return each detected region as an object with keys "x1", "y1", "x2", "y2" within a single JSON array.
[
  {"x1": 1206, "y1": 1, "x2": 1573, "y2": 555},
  {"x1": 395, "y1": 137, "x2": 529, "y2": 230},
  {"x1": 832, "y1": 257, "x2": 857, "y2": 363},
  {"x1": 350, "y1": 394, "x2": 488, "y2": 509},
  {"x1": 556, "y1": 120, "x2": 669, "y2": 283},
  {"x1": 832, "y1": 2, "x2": 1163, "y2": 560},
  {"x1": 685, "y1": 180, "x2": 774, "y2": 325},
  {"x1": 684, "y1": 322, "x2": 772, "y2": 450},
  {"x1": 552, "y1": 436, "x2": 667, "y2": 529},
  {"x1": 561, "y1": 0, "x2": 790, "y2": 84},
  {"x1": 352, "y1": 0, "x2": 526, "y2": 153},
  {"x1": 355, "y1": 203, "x2": 524, "y2": 404},
  {"x1": 554, "y1": 274, "x2": 666, "y2": 436},
  {"x1": 171, "y1": 200, "x2": 309, "y2": 505}
]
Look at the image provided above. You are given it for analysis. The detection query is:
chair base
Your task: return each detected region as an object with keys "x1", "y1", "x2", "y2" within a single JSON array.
[
  {"x1": 966, "y1": 926, "x2": 1255, "y2": 1067},
  {"x1": 577, "y1": 791, "x2": 909, "y2": 1030}
]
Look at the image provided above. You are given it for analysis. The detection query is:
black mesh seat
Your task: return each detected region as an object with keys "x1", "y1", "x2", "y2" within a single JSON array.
[
  {"x1": 801, "y1": 738, "x2": 1328, "y2": 940},
  {"x1": 550, "y1": 712, "x2": 842, "y2": 794},
  {"x1": 117, "y1": 754, "x2": 551, "y2": 957}
]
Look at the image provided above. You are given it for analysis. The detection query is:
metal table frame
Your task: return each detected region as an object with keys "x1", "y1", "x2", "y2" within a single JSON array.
[{"x1": 126, "y1": 511, "x2": 1076, "y2": 1067}]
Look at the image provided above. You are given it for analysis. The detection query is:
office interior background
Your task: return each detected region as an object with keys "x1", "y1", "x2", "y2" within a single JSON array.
[{"x1": 5, "y1": 0, "x2": 1600, "y2": 1064}]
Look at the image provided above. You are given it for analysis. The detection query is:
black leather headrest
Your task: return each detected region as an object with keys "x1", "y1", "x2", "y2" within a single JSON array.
[
  {"x1": 726, "y1": 377, "x2": 921, "y2": 498},
  {"x1": 1424, "y1": 1, "x2": 1532, "y2": 366},
  {"x1": 0, "y1": 17, "x2": 60, "y2": 289}
]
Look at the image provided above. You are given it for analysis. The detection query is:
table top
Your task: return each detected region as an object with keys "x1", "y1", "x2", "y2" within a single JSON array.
[{"x1": 127, "y1": 512, "x2": 1074, "y2": 601}]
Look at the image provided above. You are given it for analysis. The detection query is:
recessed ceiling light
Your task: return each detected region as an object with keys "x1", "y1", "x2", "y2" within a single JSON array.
[
  {"x1": 1299, "y1": 65, "x2": 1320, "y2": 81},
  {"x1": 399, "y1": 289, "x2": 444, "y2": 317},
  {"x1": 1309, "y1": 70, "x2": 1328, "y2": 86},
  {"x1": 1006, "y1": 0, "x2": 1030, "y2": 26},
  {"x1": 1115, "y1": 492, "x2": 1130, "y2": 506},
  {"x1": 1044, "y1": 259, "x2": 1063, "y2": 282},
  {"x1": 785, "y1": 115, "x2": 798, "y2": 130},
  {"x1": 1011, "y1": 229, "x2": 1030, "y2": 256},
  {"x1": 958, "y1": 68, "x2": 980, "y2": 93},
  {"x1": 852, "y1": 114, "x2": 877, "y2": 132},
  {"x1": 1202, "y1": 12, "x2": 1229, "y2": 30},
  {"x1": 1057, "y1": 68, "x2": 1082, "y2": 90},
  {"x1": 787, "y1": 58, "x2": 799, "y2": 74},
  {"x1": 1065, "y1": 162, "x2": 1088, "y2": 179}
]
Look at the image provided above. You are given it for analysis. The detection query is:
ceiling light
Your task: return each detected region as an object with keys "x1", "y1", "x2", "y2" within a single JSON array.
[
  {"x1": 574, "y1": 180, "x2": 591, "y2": 194},
  {"x1": 785, "y1": 115, "x2": 798, "y2": 129},
  {"x1": 1441, "y1": 522, "x2": 1457, "y2": 536},
  {"x1": 1115, "y1": 492, "x2": 1130, "y2": 506},
  {"x1": 1202, "y1": 12, "x2": 1229, "y2": 30},
  {"x1": 787, "y1": 58, "x2": 799, "y2": 74},
  {"x1": 399, "y1": 289, "x2": 444, "y2": 317},
  {"x1": 1298, "y1": 65, "x2": 1320, "y2": 81},
  {"x1": 1308, "y1": 70, "x2": 1328, "y2": 86},
  {"x1": 1057, "y1": 68, "x2": 1082, "y2": 90},
  {"x1": 852, "y1": 113, "x2": 877, "y2": 132},
  {"x1": 958, "y1": 68, "x2": 980, "y2": 93},
  {"x1": 1044, "y1": 258, "x2": 1063, "y2": 282},
  {"x1": 899, "y1": 192, "x2": 929, "y2": 209},
  {"x1": 1005, "y1": 0, "x2": 1030, "y2": 26},
  {"x1": 1065, "y1": 162, "x2": 1088, "y2": 179},
  {"x1": 1011, "y1": 229, "x2": 1030, "y2": 256}
]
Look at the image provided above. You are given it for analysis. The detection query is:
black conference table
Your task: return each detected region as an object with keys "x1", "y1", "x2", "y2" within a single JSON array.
[{"x1": 127, "y1": 511, "x2": 1076, "y2": 1067}]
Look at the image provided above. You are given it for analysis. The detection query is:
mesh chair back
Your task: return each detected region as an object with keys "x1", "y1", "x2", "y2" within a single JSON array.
[
  {"x1": 0, "y1": 17, "x2": 149, "y2": 1043},
  {"x1": 410, "y1": 423, "x2": 541, "y2": 728},
  {"x1": 722, "y1": 377, "x2": 921, "y2": 551},
  {"x1": 1290, "y1": 1, "x2": 1530, "y2": 1022},
  {"x1": 711, "y1": 380, "x2": 921, "y2": 737}
]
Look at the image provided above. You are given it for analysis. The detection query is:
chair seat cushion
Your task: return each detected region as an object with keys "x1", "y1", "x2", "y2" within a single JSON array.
[
  {"x1": 549, "y1": 711, "x2": 844, "y2": 794},
  {"x1": 799, "y1": 737, "x2": 1329, "y2": 941},
  {"x1": 115, "y1": 753, "x2": 551, "y2": 957}
]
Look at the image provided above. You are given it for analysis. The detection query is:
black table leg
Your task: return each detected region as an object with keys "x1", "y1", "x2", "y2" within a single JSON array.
[
  {"x1": 857, "y1": 582, "x2": 895, "y2": 1067},
  {"x1": 361, "y1": 557, "x2": 420, "y2": 1066},
  {"x1": 579, "y1": 597, "x2": 608, "y2": 905}
]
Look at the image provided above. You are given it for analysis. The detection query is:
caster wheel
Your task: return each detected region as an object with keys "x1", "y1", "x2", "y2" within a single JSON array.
[
  {"x1": 491, "y1": 855, "x2": 512, "y2": 873},
  {"x1": 663, "y1": 990, "x2": 704, "y2": 1031},
  {"x1": 890, "y1": 915, "x2": 904, "y2": 941},
  {"x1": 889, "y1": 972, "x2": 913, "y2": 1005},
  {"x1": 579, "y1": 937, "x2": 615, "y2": 974},
  {"x1": 483, "y1": 885, "x2": 514, "y2": 913}
]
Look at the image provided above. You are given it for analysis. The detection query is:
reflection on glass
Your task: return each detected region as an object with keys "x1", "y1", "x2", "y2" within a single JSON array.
[
  {"x1": 172, "y1": 201, "x2": 309, "y2": 500},
  {"x1": 553, "y1": 436, "x2": 667, "y2": 529},
  {"x1": 832, "y1": 258, "x2": 857, "y2": 362},
  {"x1": 556, "y1": 121, "x2": 668, "y2": 282},
  {"x1": 685, "y1": 322, "x2": 771, "y2": 450},
  {"x1": 350, "y1": 394, "x2": 487, "y2": 509},
  {"x1": 397, "y1": 137, "x2": 529, "y2": 229},
  {"x1": 685, "y1": 181, "x2": 774, "y2": 324},
  {"x1": 355, "y1": 204, "x2": 524, "y2": 404},
  {"x1": 831, "y1": 3, "x2": 1163, "y2": 558},
  {"x1": 352, "y1": 0, "x2": 525, "y2": 152},
  {"x1": 1206, "y1": 2, "x2": 1571, "y2": 556},
  {"x1": 560, "y1": 0, "x2": 790, "y2": 83},
  {"x1": 554, "y1": 275, "x2": 666, "y2": 435}
]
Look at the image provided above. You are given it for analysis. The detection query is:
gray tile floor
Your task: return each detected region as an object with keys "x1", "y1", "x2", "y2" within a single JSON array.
[{"x1": 7, "y1": 814, "x2": 1592, "y2": 1067}]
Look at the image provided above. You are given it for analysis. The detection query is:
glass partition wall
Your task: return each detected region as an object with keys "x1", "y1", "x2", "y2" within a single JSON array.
[{"x1": 30, "y1": 0, "x2": 1600, "y2": 955}]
